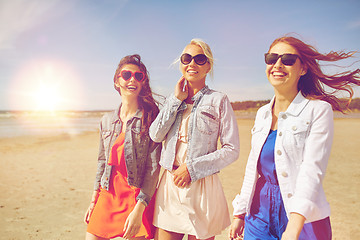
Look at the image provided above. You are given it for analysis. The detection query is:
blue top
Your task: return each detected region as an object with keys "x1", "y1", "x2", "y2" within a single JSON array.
[{"x1": 244, "y1": 130, "x2": 332, "y2": 240}]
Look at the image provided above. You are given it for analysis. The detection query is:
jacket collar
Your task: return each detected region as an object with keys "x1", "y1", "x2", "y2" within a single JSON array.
[
  {"x1": 191, "y1": 85, "x2": 209, "y2": 102},
  {"x1": 111, "y1": 104, "x2": 143, "y2": 124},
  {"x1": 263, "y1": 91, "x2": 310, "y2": 119}
]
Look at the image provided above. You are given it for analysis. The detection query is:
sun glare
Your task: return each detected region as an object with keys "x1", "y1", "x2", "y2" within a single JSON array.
[
  {"x1": 34, "y1": 83, "x2": 61, "y2": 111},
  {"x1": 10, "y1": 59, "x2": 83, "y2": 112}
]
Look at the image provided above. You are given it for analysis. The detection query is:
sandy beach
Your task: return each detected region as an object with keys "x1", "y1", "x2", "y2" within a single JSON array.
[{"x1": 0, "y1": 116, "x2": 359, "y2": 240}]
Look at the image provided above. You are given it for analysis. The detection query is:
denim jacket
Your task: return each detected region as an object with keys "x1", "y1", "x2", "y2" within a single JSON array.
[
  {"x1": 232, "y1": 92, "x2": 333, "y2": 223},
  {"x1": 149, "y1": 86, "x2": 240, "y2": 182},
  {"x1": 93, "y1": 105, "x2": 161, "y2": 206}
]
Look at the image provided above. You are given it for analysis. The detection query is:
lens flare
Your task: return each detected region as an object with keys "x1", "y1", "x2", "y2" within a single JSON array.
[{"x1": 9, "y1": 59, "x2": 83, "y2": 111}]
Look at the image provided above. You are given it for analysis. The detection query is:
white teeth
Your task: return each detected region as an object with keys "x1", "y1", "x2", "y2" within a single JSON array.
[
  {"x1": 188, "y1": 70, "x2": 197, "y2": 73},
  {"x1": 273, "y1": 72, "x2": 286, "y2": 77},
  {"x1": 127, "y1": 86, "x2": 137, "y2": 90}
]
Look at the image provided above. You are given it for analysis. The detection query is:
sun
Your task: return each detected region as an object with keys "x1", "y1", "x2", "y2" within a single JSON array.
[
  {"x1": 9, "y1": 59, "x2": 84, "y2": 111},
  {"x1": 34, "y1": 83, "x2": 61, "y2": 111}
]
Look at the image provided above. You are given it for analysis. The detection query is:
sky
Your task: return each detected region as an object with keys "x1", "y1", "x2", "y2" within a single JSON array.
[{"x1": 1, "y1": 0, "x2": 360, "y2": 111}]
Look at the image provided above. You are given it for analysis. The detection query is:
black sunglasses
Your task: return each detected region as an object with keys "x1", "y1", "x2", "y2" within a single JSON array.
[
  {"x1": 265, "y1": 53, "x2": 300, "y2": 66},
  {"x1": 118, "y1": 70, "x2": 145, "y2": 82},
  {"x1": 180, "y1": 53, "x2": 208, "y2": 65}
]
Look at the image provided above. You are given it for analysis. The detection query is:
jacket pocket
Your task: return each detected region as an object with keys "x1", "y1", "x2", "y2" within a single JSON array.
[
  {"x1": 283, "y1": 120, "x2": 310, "y2": 164},
  {"x1": 196, "y1": 106, "x2": 219, "y2": 135},
  {"x1": 250, "y1": 124, "x2": 265, "y2": 151}
]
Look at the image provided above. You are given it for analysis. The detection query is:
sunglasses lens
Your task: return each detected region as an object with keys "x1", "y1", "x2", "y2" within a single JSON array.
[
  {"x1": 194, "y1": 54, "x2": 207, "y2": 65},
  {"x1": 121, "y1": 70, "x2": 132, "y2": 80},
  {"x1": 281, "y1": 54, "x2": 298, "y2": 66},
  {"x1": 265, "y1": 53, "x2": 279, "y2": 65},
  {"x1": 134, "y1": 72, "x2": 144, "y2": 82},
  {"x1": 181, "y1": 54, "x2": 192, "y2": 65}
]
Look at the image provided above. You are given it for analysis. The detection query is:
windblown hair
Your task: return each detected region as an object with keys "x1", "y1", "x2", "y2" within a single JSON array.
[
  {"x1": 269, "y1": 36, "x2": 360, "y2": 112},
  {"x1": 113, "y1": 54, "x2": 159, "y2": 136}
]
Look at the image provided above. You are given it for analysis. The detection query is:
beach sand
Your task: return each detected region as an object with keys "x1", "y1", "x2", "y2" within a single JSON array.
[{"x1": 0, "y1": 118, "x2": 359, "y2": 240}]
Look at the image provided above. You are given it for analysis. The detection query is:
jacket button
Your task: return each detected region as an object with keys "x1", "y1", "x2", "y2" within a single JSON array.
[
  {"x1": 282, "y1": 172, "x2": 288, "y2": 177},
  {"x1": 288, "y1": 193, "x2": 293, "y2": 198},
  {"x1": 277, "y1": 150, "x2": 282, "y2": 156},
  {"x1": 292, "y1": 126, "x2": 297, "y2": 131},
  {"x1": 279, "y1": 132, "x2": 283, "y2": 136},
  {"x1": 282, "y1": 115, "x2": 287, "y2": 119},
  {"x1": 105, "y1": 177, "x2": 108, "y2": 180}
]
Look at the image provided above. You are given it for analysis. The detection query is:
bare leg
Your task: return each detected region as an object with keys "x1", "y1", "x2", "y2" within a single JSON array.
[
  {"x1": 85, "y1": 232, "x2": 108, "y2": 240},
  {"x1": 188, "y1": 235, "x2": 215, "y2": 240},
  {"x1": 155, "y1": 228, "x2": 185, "y2": 240}
]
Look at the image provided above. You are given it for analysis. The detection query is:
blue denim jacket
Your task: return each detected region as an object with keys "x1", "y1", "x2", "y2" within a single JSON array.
[
  {"x1": 149, "y1": 86, "x2": 240, "y2": 181},
  {"x1": 93, "y1": 105, "x2": 161, "y2": 205}
]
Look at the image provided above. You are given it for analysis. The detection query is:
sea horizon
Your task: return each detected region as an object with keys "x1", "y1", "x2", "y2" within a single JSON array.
[{"x1": 1, "y1": 109, "x2": 359, "y2": 138}]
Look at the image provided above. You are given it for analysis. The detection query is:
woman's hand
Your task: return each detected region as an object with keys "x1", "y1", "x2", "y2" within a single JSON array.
[
  {"x1": 174, "y1": 76, "x2": 188, "y2": 101},
  {"x1": 172, "y1": 163, "x2": 191, "y2": 188},
  {"x1": 281, "y1": 212, "x2": 305, "y2": 240},
  {"x1": 123, "y1": 201, "x2": 146, "y2": 239},
  {"x1": 84, "y1": 190, "x2": 99, "y2": 224},
  {"x1": 84, "y1": 202, "x2": 96, "y2": 224},
  {"x1": 229, "y1": 218, "x2": 245, "y2": 239}
]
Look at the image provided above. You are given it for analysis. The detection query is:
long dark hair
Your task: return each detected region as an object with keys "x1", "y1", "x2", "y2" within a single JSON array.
[
  {"x1": 269, "y1": 36, "x2": 360, "y2": 112},
  {"x1": 113, "y1": 54, "x2": 159, "y2": 136}
]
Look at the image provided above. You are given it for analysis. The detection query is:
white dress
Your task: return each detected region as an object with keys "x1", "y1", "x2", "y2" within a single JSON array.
[{"x1": 153, "y1": 104, "x2": 230, "y2": 239}]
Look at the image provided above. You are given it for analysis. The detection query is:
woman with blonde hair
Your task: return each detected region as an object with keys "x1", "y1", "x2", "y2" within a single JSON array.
[{"x1": 150, "y1": 39, "x2": 240, "y2": 240}]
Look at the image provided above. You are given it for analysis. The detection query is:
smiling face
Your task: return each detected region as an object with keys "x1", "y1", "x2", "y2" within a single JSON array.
[
  {"x1": 180, "y1": 44, "x2": 211, "y2": 85},
  {"x1": 115, "y1": 64, "x2": 143, "y2": 97},
  {"x1": 266, "y1": 42, "x2": 307, "y2": 95}
]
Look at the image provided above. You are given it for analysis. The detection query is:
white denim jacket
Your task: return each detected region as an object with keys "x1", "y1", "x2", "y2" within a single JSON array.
[
  {"x1": 149, "y1": 86, "x2": 240, "y2": 181},
  {"x1": 232, "y1": 92, "x2": 333, "y2": 223}
]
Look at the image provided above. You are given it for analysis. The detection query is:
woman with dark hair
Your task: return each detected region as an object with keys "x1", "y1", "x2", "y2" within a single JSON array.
[
  {"x1": 84, "y1": 54, "x2": 161, "y2": 240},
  {"x1": 229, "y1": 36, "x2": 360, "y2": 240}
]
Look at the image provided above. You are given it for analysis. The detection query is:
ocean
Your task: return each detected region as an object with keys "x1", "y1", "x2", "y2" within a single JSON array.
[
  {"x1": 0, "y1": 110, "x2": 110, "y2": 138},
  {"x1": 1, "y1": 110, "x2": 358, "y2": 138}
]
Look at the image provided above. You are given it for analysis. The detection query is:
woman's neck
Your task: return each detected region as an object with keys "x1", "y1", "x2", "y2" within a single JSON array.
[
  {"x1": 185, "y1": 79, "x2": 206, "y2": 103},
  {"x1": 120, "y1": 97, "x2": 139, "y2": 122},
  {"x1": 271, "y1": 89, "x2": 298, "y2": 130},
  {"x1": 273, "y1": 88, "x2": 298, "y2": 114}
]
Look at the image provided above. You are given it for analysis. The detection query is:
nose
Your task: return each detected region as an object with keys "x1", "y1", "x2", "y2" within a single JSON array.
[
  {"x1": 129, "y1": 76, "x2": 136, "y2": 82},
  {"x1": 273, "y1": 57, "x2": 284, "y2": 68},
  {"x1": 188, "y1": 58, "x2": 196, "y2": 66}
]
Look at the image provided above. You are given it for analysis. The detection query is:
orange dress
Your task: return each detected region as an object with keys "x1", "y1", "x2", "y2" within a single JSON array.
[{"x1": 87, "y1": 132, "x2": 155, "y2": 239}]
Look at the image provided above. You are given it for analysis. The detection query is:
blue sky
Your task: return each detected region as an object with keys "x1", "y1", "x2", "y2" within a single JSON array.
[{"x1": 1, "y1": 0, "x2": 359, "y2": 110}]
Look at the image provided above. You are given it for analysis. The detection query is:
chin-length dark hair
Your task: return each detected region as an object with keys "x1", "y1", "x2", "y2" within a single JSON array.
[
  {"x1": 113, "y1": 54, "x2": 159, "y2": 136},
  {"x1": 269, "y1": 36, "x2": 360, "y2": 112}
]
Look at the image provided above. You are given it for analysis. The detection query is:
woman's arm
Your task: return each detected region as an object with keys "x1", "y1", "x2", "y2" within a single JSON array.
[
  {"x1": 93, "y1": 121, "x2": 107, "y2": 191},
  {"x1": 149, "y1": 77, "x2": 187, "y2": 142},
  {"x1": 122, "y1": 200, "x2": 146, "y2": 238},
  {"x1": 281, "y1": 213, "x2": 306, "y2": 240},
  {"x1": 84, "y1": 190, "x2": 99, "y2": 224},
  {"x1": 149, "y1": 94, "x2": 183, "y2": 142},
  {"x1": 136, "y1": 140, "x2": 162, "y2": 205},
  {"x1": 186, "y1": 95, "x2": 240, "y2": 181},
  {"x1": 288, "y1": 102, "x2": 334, "y2": 219}
]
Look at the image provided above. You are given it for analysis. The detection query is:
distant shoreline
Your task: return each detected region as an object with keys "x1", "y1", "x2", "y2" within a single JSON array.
[{"x1": 234, "y1": 110, "x2": 360, "y2": 119}]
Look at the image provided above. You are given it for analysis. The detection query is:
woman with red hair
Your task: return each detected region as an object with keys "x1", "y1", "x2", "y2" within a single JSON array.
[{"x1": 229, "y1": 36, "x2": 360, "y2": 240}]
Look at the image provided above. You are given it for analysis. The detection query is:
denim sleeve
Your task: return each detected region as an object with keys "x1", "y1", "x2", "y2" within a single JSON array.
[
  {"x1": 93, "y1": 121, "x2": 106, "y2": 191},
  {"x1": 187, "y1": 95, "x2": 240, "y2": 181},
  {"x1": 149, "y1": 94, "x2": 183, "y2": 142},
  {"x1": 136, "y1": 139, "x2": 162, "y2": 206}
]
